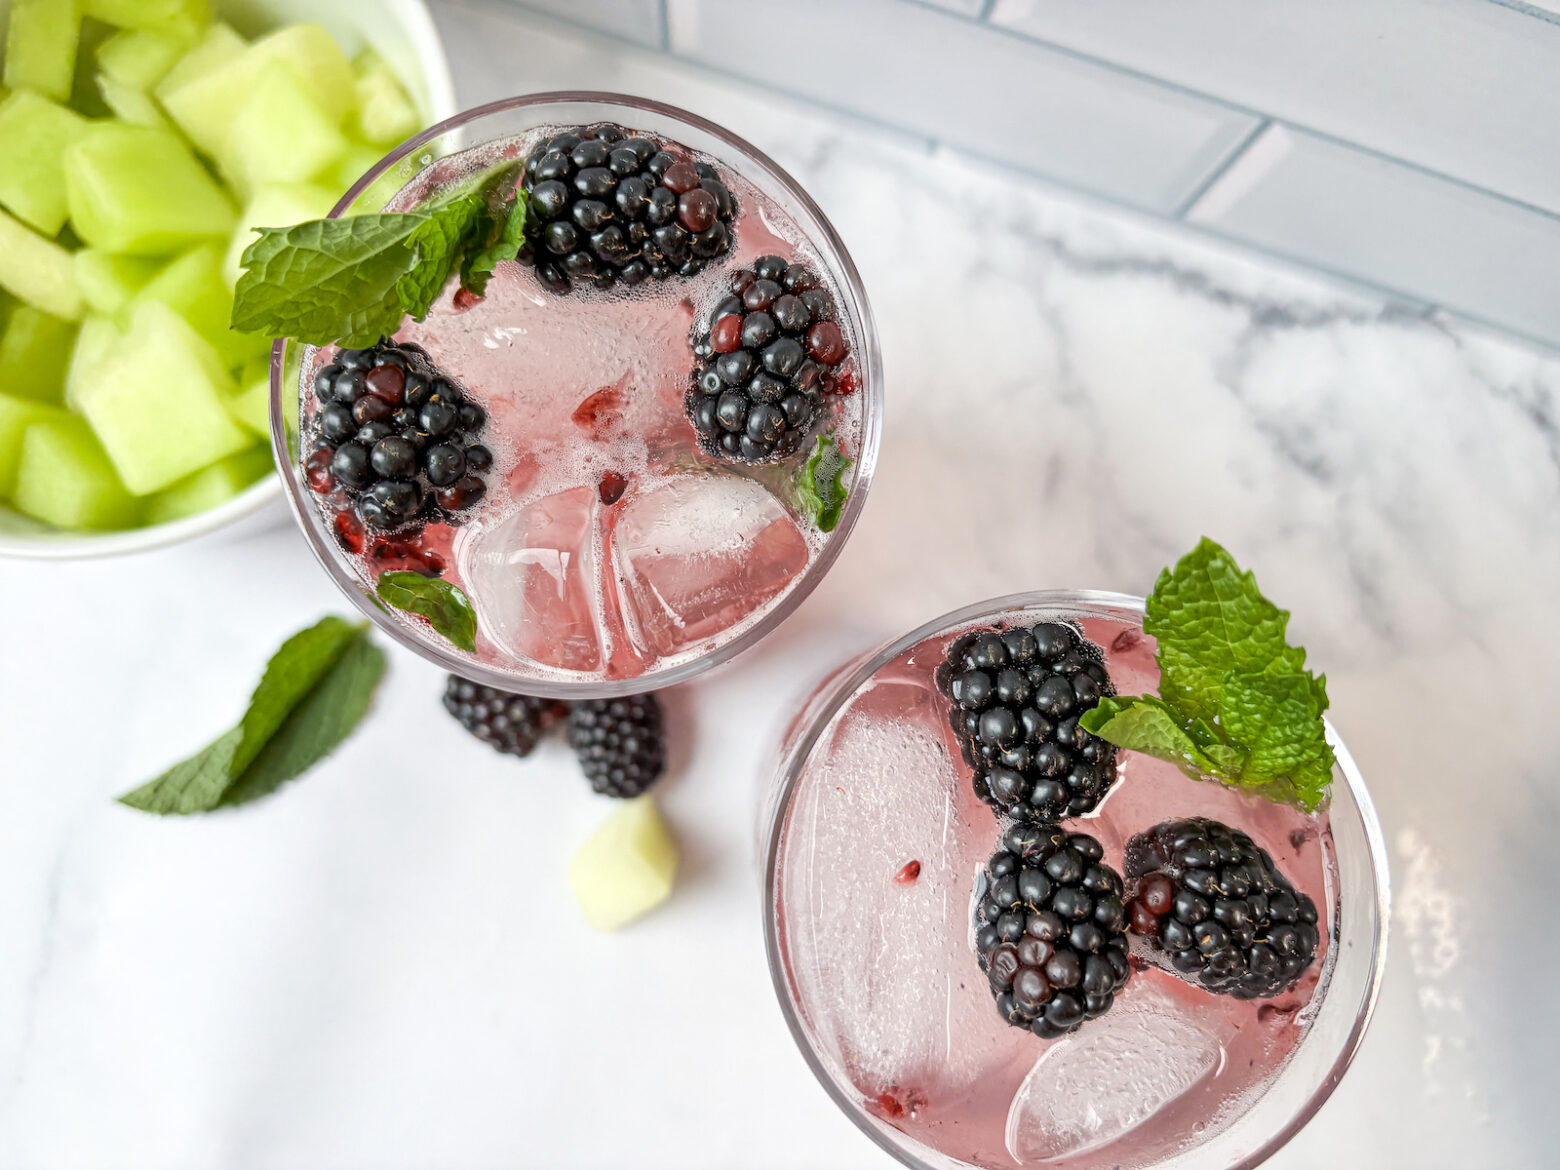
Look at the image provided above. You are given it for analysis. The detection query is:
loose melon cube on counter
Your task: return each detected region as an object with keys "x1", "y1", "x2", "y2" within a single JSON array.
[
  {"x1": 3, "y1": 0, "x2": 81, "y2": 102},
  {"x1": 96, "y1": 76, "x2": 167, "y2": 127},
  {"x1": 83, "y1": 0, "x2": 208, "y2": 41},
  {"x1": 0, "y1": 90, "x2": 89, "y2": 235},
  {"x1": 145, "y1": 442, "x2": 271, "y2": 525},
  {"x1": 136, "y1": 243, "x2": 266, "y2": 366},
  {"x1": 64, "y1": 314, "x2": 123, "y2": 412},
  {"x1": 65, "y1": 123, "x2": 235, "y2": 254},
  {"x1": 75, "y1": 301, "x2": 248, "y2": 494},
  {"x1": 223, "y1": 181, "x2": 338, "y2": 286},
  {"x1": 0, "y1": 208, "x2": 82, "y2": 319},
  {"x1": 97, "y1": 27, "x2": 189, "y2": 89},
  {"x1": 0, "y1": 393, "x2": 67, "y2": 496},
  {"x1": 0, "y1": 306, "x2": 75, "y2": 403},
  {"x1": 569, "y1": 796, "x2": 680, "y2": 931},
  {"x1": 73, "y1": 249, "x2": 159, "y2": 316},
  {"x1": 12, "y1": 413, "x2": 140, "y2": 529},
  {"x1": 350, "y1": 48, "x2": 420, "y2": 146},
  {"x1": 220, "y1": 61, "x2": 347, "y2": 195},
  {"x1": 227, "y1": 365, "x2": 272, "y2": 437}
]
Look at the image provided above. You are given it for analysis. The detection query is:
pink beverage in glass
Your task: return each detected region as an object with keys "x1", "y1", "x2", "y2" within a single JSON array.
[
  {"x1": 276, "y1": 97, "x2": 880, "y2": 694},
  {"x1": 765, "y1": 594, "x2": 1388, "y2": 1170}
]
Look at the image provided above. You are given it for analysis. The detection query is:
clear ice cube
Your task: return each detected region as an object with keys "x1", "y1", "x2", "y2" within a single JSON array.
[
  {"x1": 609, "y1": 475, "x2": 808, "y2": 657},
  {"x1": 459, "y1": 485, "x2": 603, "y2": 672},
  {"x1": 1005, "y1": 985, "x2": 1223, "y2": 1164}
]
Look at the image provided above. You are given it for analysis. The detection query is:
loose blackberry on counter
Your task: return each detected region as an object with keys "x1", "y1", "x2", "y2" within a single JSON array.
[
  {"x1": 307, "y1": 341, "x2": 492, "y2": 531},
  {"x1": 686, "y1": 255, "x2": 849, "y2": 463},
  {"x1": 443, "y1": 676, "x2": 570, "y2": 758},
  {"x1": 519, "y1": 123, "x2": 737, "y2": 293},
  {"x1": 567, "y1": 694, "x2": 667, "y2": 798},
  {"x1": 937, "y1": 622, "x2": 1118, "y2": 823},
  {"x1": 1125, "y1": 817, "x2": 1321, "y2": 999},
  {"x1": 975, "y1": 823, "x2": 1132, "y2": 1038}
]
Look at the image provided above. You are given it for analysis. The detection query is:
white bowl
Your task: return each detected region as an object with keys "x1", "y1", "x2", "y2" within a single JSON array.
[{"x1": 0, "y1": 0, "x2": 457, "y2": 560}]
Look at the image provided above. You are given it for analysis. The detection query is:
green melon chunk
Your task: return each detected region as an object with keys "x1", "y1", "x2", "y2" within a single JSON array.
[
  {"x1": 0, "y1": 306, "x2": 76, "y2": 403},
  {"x1": 227, "y1": 365, "x2": 271, "y2": 436},
  {"x1": 220, "y1": 60, "x2": 347, "y2": 195},
  {"x1": 65, "y1": 122, "x2": 235, "y2": 254},
  {"x1": 157, "y1": 24, "x2": 352, "y2": 164},
  {"x1": 72, "y1": 249, "x2": 159, "y2": 316},
  {"x1": 145, "y1": 441, "x2": 270, "y2": 525},
  {"x1": 0, "y1": 208, "x2": 82, "y2": 319},
  {"x1": 64, "y1": 313, "x2": 123, "y2": 412},
  {"x1": 13, "y1": 412, "x2": 141, "y2": 529},
  {"x1": 222, "y1": 181, "x2": 338, "y2": 286},
  {"x1": 152, "y1": 20, "x2": 242, "y2": 97},
  {"x1": 0, "y1": 90, "x2": 89, "y2": 236},
  {"x1": 0, "y1": 393, "x2": 68, "y2": 497},
  {"x1": 350, "y1": 48, "x2": 420, "y2": 147},
  {"x1": 331, "y1": 142, "x2": 386, "y2": 195},
  {"x1": 97, "y1": 27, "x2": 189, "y2": 88},
  {"x1": 136, "y1": 242, "x2": 267, "y2": 366},
  {"x1": 76, "y1": 300, "x2": 248, "y2": 494},
  {"x1": 570, "y1": 796, "x2": 680, "y2": 931},
  {"x1": 83, "y1": 0, "x2": 208, "y2": 41},
  {"x1": 97, "y1": 75, "x2": 167, "y2": 127},
  {"x1": 3, "y1": 0, "x2": 82, "y2": 102}
]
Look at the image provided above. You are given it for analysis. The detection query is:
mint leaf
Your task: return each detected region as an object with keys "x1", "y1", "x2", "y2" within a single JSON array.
[
  {"x1": 119, "y1": 618, "x2": 386, "y2": 815},
  {"x1": 1078, "y1": 539, "x2": 1335, "y2": 812},
  {"x1": 397, "y1": 185, "x2": 494, "y2": 319},
  {"x1": 795, "y1": 434, "x2": 852, "y2": 532},
  {"x1": 376, "y1": 571, "x2": 477, "y2": 652},
  {"x1": 465, "y1": 187, "x2": 530, "y2": 296}
]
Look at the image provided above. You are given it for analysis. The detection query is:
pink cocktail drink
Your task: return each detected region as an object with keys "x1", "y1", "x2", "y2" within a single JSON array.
[{"x1": 764, "y1": 593, "x2": 1387, "y2": 1170}]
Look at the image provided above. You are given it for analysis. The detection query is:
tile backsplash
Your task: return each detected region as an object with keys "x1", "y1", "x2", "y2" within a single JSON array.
[{"x1": 491, "y1": 0, "x2": 1560, "y2": 349}]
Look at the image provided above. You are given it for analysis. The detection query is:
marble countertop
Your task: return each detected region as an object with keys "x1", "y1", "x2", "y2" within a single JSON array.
[{"x1": 3, "y1": 3, "x2": 1556, "y2": 1167}]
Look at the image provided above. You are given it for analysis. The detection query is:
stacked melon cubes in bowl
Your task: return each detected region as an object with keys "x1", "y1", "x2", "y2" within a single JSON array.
[{"x1": 0, "y1": 0, "x2": 424, "y2": 533}]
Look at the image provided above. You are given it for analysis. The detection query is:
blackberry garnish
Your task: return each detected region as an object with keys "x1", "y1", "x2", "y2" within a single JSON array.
[
  {"x1": 937, "y1": 622, "x2": 1118, "y2": 823},
  {"x1": 685, "y1": 255, "x2": 848, "y2": 463},
  {"x1": 308, "y1": 340, "x2": 492, "y2": 531},
  {"x1": 567, "y1": 694, "x2": 667, "y2": 798},
  {"x1": 975, "y1": 823, "x2": 1132, "y2": 1038},
  {"x1": 1124, "y1": 817, "x2": 1321, "y2": 999},
  {"x1": 443, "y1": 676, "x2": 569, "y2": 758},
  {"x1": 519, "y1": 123, "x2": 737, "y2": 293}
]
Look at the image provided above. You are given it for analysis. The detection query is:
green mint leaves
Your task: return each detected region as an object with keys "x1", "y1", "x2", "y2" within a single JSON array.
[
  {"x1": 119, "y1": 617, "x2": 387, "y2": 815},
  {"x1": 231, "y1": 162, "x2": 529, "y2": 348},
  {"x1": 1078, "y1": 539, "x2": 1335, "y2": 811},
  {"x1": 376, "y1": 571, "x2": 477, "y2": 652},
  {"x1": 795, "y1": 434, "x2": 853, "y2": 532}
]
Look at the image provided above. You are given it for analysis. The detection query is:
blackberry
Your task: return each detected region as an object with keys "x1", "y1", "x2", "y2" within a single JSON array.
[
  {"x1": 519, "y1": 123, "x2": 737, "y2": 293},
  {"x1": 307, "y1": 340, "x2": 493, "y2": 531},
  {"x1": 937, "y1": 622, "x2": 1117, "y2": 823},
  {"x1": 442, "y1": 676, "x2": 569, "y2": 758},
  {"x1": 685, "y1": 256, "x2": 848, "y2": 463},
  {"x1": 975, "y1": 823, "x2": 1132, "y2": 1038},
  {"x1": 1124, "y1": 818, "x2": 1321, "y2": 999},
  {"x1": 567, "y1": 694, "x2": 666, "y2": 798}
]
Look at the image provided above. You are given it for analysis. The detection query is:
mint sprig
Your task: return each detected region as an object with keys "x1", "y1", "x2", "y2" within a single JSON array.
[
  {"x1": 118, "y1": 617, "x2": 387, "y2": 814},
  {"x1": 376, "y1": 571, "x2": 477, "y2": 652},
  {"x1": 795, "y1": 434, "x2": 852, "y2": 532},
  {"x1": 1078, "y1": 539, "x2": 1335, "y2": 811},
  {"x1": 231, "y1": 163, "x2": 529, "y2": 347}
]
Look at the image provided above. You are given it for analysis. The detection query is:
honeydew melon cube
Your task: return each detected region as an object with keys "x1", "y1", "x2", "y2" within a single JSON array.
[
  {"x1": 569, "y1": 796, "x2": 679, "y2": 931},
  {"x1": 72, "y1": 249, "x2": 159, "y2": 316},
  {"x1": 97, "y1": 76, "x2": 167, "y2": 127},
  {"x1": 152, "y1": 21, "x2": 243, "y2": 97},
  {"x1": 0, "y1": 90, "x2": 89, "y2": 235},
  {"x1": 223, "y1": 181, "x2": 338, "y2": 286},
  {"x1": 0, "y1": 208, "x2": 82, "y2": 319},
  {"x1": 3, "y1": 0, "x2": 81, "y2": 102},
  {"x1": 0, "y1": 306, "x2": 75, "y2": 403},
  {"x1": 0, "y1": 393, "x2": 67, "y2": 497},
  {"x1": 157, "y1": 24, "x2": 352, "y2": 164},
  {"x1": 331, "y1": 142, "x2": 386, "y2": 195},
  {"x1": 64, "y1": 313, "x2": 123, "y2": 411},
  {"x1": 350, "y1": 49, "x2": 420, "y2": 146},
  {"x1": 136, "y1": 243, "x2": 266, "y2": 366},
  {"x1": 97, "y1": 28, "x2": 189, "y2": 89},
  {"x1": 220, "y1": 61, "x2": 347, "y2": 195},
  {"x1": 65, "y1": 123, "x2": 235, "y2": 254},
  {"x1": 83, "y1": 0, "x2": 208, "y2": 41},
  {"x1": 76, "y1": 300, "x2": 248, "y2": 494},
  {"x1": 227, "y1": 364, "x2": 271, "y2": 436},
  {"x1": 13, "y1": 413, "x2": 141, "y2": 529},
  {"x1": 145, "y1": 441, "x2": 270, "y2": 525}
]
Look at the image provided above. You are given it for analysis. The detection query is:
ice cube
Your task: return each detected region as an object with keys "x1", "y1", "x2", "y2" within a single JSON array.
[
  {"x1": 609, "y1": 475, "x2": 808, "y2": 657},
  {"x1": 782, "y1": 689, "x2": 1026, "y2": 1103},
  {"x1": 459, "y1": 485, "x2": 603, "y2": 672},
  {"x1": 1005, "y1": 985, "x2": 1223, "y2": 1163}
]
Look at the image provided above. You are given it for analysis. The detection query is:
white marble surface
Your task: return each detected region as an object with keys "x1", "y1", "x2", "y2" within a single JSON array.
[{"x1": 3, "y1": 3, "x2": 1558, "y2": 1167}]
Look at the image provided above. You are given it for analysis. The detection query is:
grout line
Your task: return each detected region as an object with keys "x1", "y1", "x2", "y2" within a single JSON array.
[
  {"x1": 1486, "y1": 0, "x2": 1560, "y2": 27},
  {"x1": 978, "y1": 0, "x2": 998, "y2": 18},
  {"x1": 657, "y1": 0, "x2": 670, "y2": 50},
  {"x1": 1172, "y1": 117, "x2": 1273, "y2": 220}
]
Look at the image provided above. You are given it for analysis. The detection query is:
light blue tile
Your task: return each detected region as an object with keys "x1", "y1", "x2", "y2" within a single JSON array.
[
  {"x1": 1187, "y1": 124, "x2": 1560, "y2": 347},
  {"x1": 503, "y1": 0, "x2": 664, "y2": 47},
  {"x1": 666, "y1": 0, "x2": 1260, "y2": 214}
]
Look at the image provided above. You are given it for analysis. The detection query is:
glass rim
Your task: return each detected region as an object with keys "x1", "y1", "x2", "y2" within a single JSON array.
[
  {"x1": 760, "y1": 588, "x2": 1392, "y2": 1170},
  {"x1": 270, "y1": 91, "x2": 884, "y2": 699}
]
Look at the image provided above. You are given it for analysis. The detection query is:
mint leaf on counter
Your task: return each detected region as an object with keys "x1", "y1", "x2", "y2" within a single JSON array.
[
  {"x1": 1079, "y1": 539, "x2": 1335, "y2": 812},
  {"x1": 376, "y1": 571, "x2": 477, "y2": 652},
  {"x1": 795, "y1": 434, "x2": 853, "y2": 532},
  {"x1": 119, "y1": 617, "x2": 386, "y2": 815}
]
